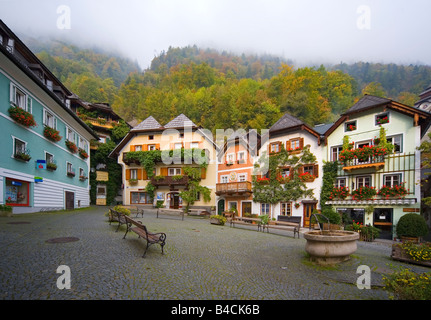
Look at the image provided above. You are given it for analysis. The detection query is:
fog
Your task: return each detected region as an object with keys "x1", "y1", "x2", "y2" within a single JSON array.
[{"x1": 1, "y1": 0, "x2": 430, "y2": 69}]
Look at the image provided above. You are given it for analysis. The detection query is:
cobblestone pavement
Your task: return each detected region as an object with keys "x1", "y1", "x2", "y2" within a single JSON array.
[{"x1": 0, "y1": 206, "x2": 429, "y2": 301}]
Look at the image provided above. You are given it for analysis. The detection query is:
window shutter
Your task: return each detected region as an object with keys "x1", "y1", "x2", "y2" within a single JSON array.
[
  {"x1": 298, "y1": 166, "x2": 304, "y2": 175},
  {"x1": 201, "y1": 167, "x2": 206, "y2": 179},
  {"x1": 181, "y1": 168, "x2": 185, "y2": 175},
  {"x1": 286, "y1": 140, "x2": 291, "y2": 151},
  {"x1": 161, "y1": 167, "x2": 168, "y2": 176},
  {"x1": 142, "y1": 169, "x2": 148, "y2": 180},
  {"x1": 130, "y1": 145, "x2": 135, "y2": 152},
  {"x1": 137, "y1": 169, "x2": 142, "y2": 180},
  {"x1": 27, "y1": 96, "x2": 32, "y2": 113},
  {"x1": 10, "y1": 82, "x2": 15, "y2": 103},
  {"x1": 313, "y1": 164, "x2": 319, "y2": 178},
  {"x1": 143, "y1": 144, "x2": 148, "y2": 151},
  {"x1": 126, "y1": 169, "x2": 131, "y2": 180},
  {"x1": 299, "y1": 138, "x2": 304, "y2": 149},
  {"x1": 155, "y1": 143, "x2": 160, "y2": 150}
]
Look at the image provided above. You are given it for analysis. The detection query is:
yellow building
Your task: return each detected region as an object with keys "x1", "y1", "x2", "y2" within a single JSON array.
[{"x1": 109, "y1": 114, "x2": 218, "y2": 210}]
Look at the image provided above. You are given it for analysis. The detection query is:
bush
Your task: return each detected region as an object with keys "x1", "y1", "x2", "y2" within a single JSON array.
[
  {"x1": 383, "y1": 267, "x2": 431, "y2": 300},
  {"x1": 396, "y1": 213, "x2": 429, "y2": 238},
  {"x1": 210, "y1": 215, "x2": 226, "y2": 225},
  {"x1": 113, "y1": 205, "x2": 131, "y2": 216},
  {"x1": 321, "y1": 207, "x2": 341, "y2": 225}
]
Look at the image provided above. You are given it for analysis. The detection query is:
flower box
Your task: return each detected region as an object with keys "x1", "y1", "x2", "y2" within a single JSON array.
[
  {"x1": 65, "y1": 140, "x2": 78, "y2": 153},
  {"x1": 391, "y1": 243, "x2": 431, "y2": 267},
  {"x1": 43, "y1": 126, "x2": 62, "y2": 142},
  {"x1": 79, "y1": 175, "x2": 88, "y2": 181},
  {"x1": 67, "y1": 171, "x2": 75, "y2": 177},
  {"x1": 78, "y1": 148, "x2": 89, "y2": 159},
  {"x1": 46, "y1": 162, "x2": 57, "y2": 171},
  {"x1": 377, "y1": 183, "x2": 408, "y2": 199},
  {"x1": 8, "y1": 106, "x2": 36, "y2": 127},
  {"x1": 14, "y1": 151, "x2": 31, "y2": 162}
]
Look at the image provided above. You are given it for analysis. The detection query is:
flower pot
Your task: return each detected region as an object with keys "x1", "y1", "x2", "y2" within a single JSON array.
[
  {"x1": 400, "y1": 236, "x2": 420, "y2": 243},
  {"x1": 210, "y1": 218, "x2": 223, "y2": 225}
]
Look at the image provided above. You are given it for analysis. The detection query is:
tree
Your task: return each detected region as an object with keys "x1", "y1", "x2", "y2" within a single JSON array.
[
  {"x1": 179, "y1": 167, "x2": 211, "y2": 213},
  {"x1": 418, "y1": 132, "x2": 431, "y2": 206}
]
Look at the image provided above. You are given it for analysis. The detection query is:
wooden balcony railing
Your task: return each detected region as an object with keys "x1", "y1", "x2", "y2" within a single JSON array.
[
  {"x1": 151, "y1": 175, "x2": 189, "y2": 186},
  {"x1": 216, "y1": 181, "x2": 252, "y2": 195}
]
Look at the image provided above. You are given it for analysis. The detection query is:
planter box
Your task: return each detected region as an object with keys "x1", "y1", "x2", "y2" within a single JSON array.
[
  {"x1": 210, "y1": 218, "x2": 224, "y2": 225},
  {"x1": 391, "y1": 244, "x2": 431, "y2": 267},
  {"x1": 0, "y1": 209, "x2": 13, "y2": 217}
]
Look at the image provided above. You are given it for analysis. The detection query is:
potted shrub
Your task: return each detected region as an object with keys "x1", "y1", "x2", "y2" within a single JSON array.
[
  {"x1": 210, "y1": 215, "x2": 226, "y2": 226},
  {"x1": 396, "y1": 213, "x2": 429, "y2": 243}
]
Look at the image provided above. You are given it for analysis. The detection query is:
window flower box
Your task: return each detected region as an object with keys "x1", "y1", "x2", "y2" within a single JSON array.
[
  {"x1": 46, "y1": 162, "x2": 57, "y2": 171},
  {"x1": 8, "y1": 106, "x2": 36, "y2": 127},
  {"x1": 78, "y1": 148, "x2": 89, "y2": 159},
  {"x1": 14, "y1": 150, "x2": 31, "y2": 162},
  {"x1": 377, "y1": 183, "x2": 408, "y2": 199},
  {"x1": 65, "y1": 140, "x2": 78, "y2": 153},
  {"x1": 351, "y1": 186, "x2": 377, "y2": 200},
  {"x1": 79, "y1": 175, "x2": 88, "y2": 181},
  {"x1": 43, "y1": 126, "x2": 62, "y2": 142},
  {"x1": 329, "y1": 186, "x2": 350, "y2": 200},
  {"x1": 67, "y1": 171, "x2": 75, "y2": 177}
]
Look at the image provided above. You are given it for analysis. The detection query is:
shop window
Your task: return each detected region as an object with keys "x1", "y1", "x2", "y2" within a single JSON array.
[
  {"x1": 280, "y1": 202, "x2": 292, "y2": 216},
  {"x1": 131, "y1": 192, "x2": 151, "y2": 204},
  {"x1": 5, "y1": 178, "x2": 29, "y2": 206}
]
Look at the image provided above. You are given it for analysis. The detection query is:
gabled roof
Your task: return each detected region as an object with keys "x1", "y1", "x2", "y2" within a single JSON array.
[
  {"x1": 164, "y1": 113, "x2": 196, "y2": 129},
  {"x1": 268, "y1": 112, "x2": 321, "y2": 142},
  {"x1": 132, "y1": 116, "x2": 163, "y2": 131},
  {"x1": 313, "y1": 123, "x2": 333, "y2": 135},
  {"x1": 342, "y1": 95, "x2": 391, "y2": 115}
]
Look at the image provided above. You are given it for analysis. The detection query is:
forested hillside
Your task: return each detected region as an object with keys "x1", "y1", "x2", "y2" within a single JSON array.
[{"x1": 28, "y1": 41, "x2": 430, "y2": 133}]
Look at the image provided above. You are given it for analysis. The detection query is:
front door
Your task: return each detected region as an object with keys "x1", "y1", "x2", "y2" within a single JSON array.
[
  {"x1": 170, "y1": 193, "x2": 180, "y2": 209},
  {"x1": 303, "y1": 203, "x2": 316, "y2": 227},
  {"x1": 217, "y1": 199, "x2": 225, "y2": 215},
  {"x1": 373, "y1": 208, "x2": 393, "y2": 239},
  {"x1": 242, "y1": 201, "x2": 252, "y2": 217},
  {"x1": 65, "y1": 191, "x2": 74, "y2": 210}
]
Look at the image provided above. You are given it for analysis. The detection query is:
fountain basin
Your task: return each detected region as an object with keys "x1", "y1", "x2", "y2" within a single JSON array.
[{"x1": 304, "y1": 230, "x2": 359, "y2": 265}]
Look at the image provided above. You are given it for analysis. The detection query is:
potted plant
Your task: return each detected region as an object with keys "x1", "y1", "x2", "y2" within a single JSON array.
[
  {"x1": 129, "y1": 178, "x2": 138, "y2": 185},
  {"x1": 259, "y1": 214, "x2": 269, "y2": 225},
  {"x1": 377, "y1": 183, "x2": 408, "y2": 199},
  {"x1": 210, "y1": 215, "x2": 227, "y2": 226},
  {"x1": 351, "y1": 186, "x2": 377, "y2": 200},
  {"x1": 46, "y1": 162, "x2": 57, "y2": 171},
  {"x1": 0, "y1": 204, "x2": 12, "y2": 217},
  {"x1": 396, "y1": 213, "x2": 429, "y2": 243},
  {"x1": 65, "y1": 140, "x2": 78, "y2": 153},
  {"x1": 14, "y1": 150, "x2": 31, "y2": 162},
  {"x1": 78, "y1": 148, "x2": 89, "y2": 159}
]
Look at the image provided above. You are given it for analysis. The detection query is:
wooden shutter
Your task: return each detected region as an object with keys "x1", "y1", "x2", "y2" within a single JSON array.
[
  {"x1": 125, "y1": 169, "x2": 131, "y2": 180},
  {"x1": 298, "y1": 166, "x2": 304, "y2": 175},
  {"x1": 160, "y1": 167, "x2": 168, "y2": 176},
  {"x1": 286, "y1": 140, "x2": 291, "y2": 151},
  {"x1": 201, "y1": 167, "x2": 206, "y2": 179},
  {"x1": 137, "y1": 169, "x2": 143, "y2": 180},
  {"x1": 299, "y1": 138, "x2": 304, "y2": 149},
  {"x1": 142, "y1": 169, "x2": 148, "y2": 180},
  {"x1": 155, "y1": 143, "x2": 160, "y2": 150},
  {"x1": 142, "y1": 144, "x2": 148, "y2": 151},
  {"x1": 313, "y1": 164, "x2": 319, "y2": 178},
  {"x1": 130, "y1": 145, "x2": 135, "y2": 152}
]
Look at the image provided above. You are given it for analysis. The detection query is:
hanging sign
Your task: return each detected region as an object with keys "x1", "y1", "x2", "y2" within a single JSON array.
[
  {"x1": 34, "y1": 176, "x2": 43, "y2": 183},
  {"x1": 36, "y1": 160, "x2": 46, "y2": 170}
]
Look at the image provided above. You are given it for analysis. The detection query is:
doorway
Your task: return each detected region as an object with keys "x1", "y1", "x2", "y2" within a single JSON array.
[
  {"x1": 65, "y1": 191, "x2": 74, "y2": 210},
  {"x1": 217, "y1": 199, "x2": 225, "y2": 215},
  {"x1": 303, "y1": 202, "x2": 316, "y2": 227},
  {"x1": 373, "y1": 208, "x2": 393, "y2": 239},
  {"x1": 242, "y1": 201, "x2": 252, "y2": 217},
  {"x1": 96, "y1": 184, "x2": 107, "y2": 206},
  {"x1": 169, "y1": 192, "x2": 180, "y2": 209}
]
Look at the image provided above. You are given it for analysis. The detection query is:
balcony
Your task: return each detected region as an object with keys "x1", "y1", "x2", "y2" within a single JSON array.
[
  {"x1": 342, "y1": 156, "x2": 385, "y2": 172},
  {"x1": 216, "y1": 181, "x2": 252, "y2": 196},
  {"x1": 151, "y1": 175, "x2": 189, "y2": 187}
]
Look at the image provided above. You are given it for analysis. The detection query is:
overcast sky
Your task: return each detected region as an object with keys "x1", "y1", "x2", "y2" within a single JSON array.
[{"x1": 1, "y1": 0, "x2": 429, "y2": 69}]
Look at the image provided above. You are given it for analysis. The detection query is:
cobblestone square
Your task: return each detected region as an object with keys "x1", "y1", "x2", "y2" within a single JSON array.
[{"x1": 0, "y1": 206, "x2": 429, "y2": 301}]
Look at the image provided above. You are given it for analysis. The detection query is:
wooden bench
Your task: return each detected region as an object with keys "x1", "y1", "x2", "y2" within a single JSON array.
[
  {"x1": 122, "y1": 205, "x2": 144, "y2": 218},
  {"x1": 123, "y1": 215, "x2": 167, "y2": 258},
  {"x1": 230, "y1": 215, "x2": 262, "y2": 231},
  {"x1": 187, "y1": 208, "x2": 209, "y2": 216},
  {"x1": 157, "y1": 208, "x2": 184, "y2": 220},
  {"x1": 262, "y1": 216, "x2": 302, "y2": 238},
  {"x1": 108, "y1": 208, "x2": 127, "y2": 232}
]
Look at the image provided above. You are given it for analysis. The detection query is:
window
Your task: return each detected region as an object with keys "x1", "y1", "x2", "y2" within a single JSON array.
[
  {"x1": 238, "y1": 173, "x2": 247, "y2": 182},
  {"x1": 228, "y1": 201, "x2": 237, "y2": 211},
  {"x1": 221, "y1": 175, "x2": 228, "y2": 183},
  {"x1": 179, "y1": 133, "x2": 184, "y2": 138},
  {"x1": 356, "y1": 140, "x2": 372, "y2": 149},
  {"x1": 237, "y1": 151, "x2": 245, "y2": 163},
  {"x1": 226, "y1": 153, "x2": 235, "y2": 164},
  {"x1": 130, "y1": 169, "x2": 138, "y2": 180},
  {"x1": 5, "y1": 178, "x2": 29, "y2": 206},
  {"x1": 190, "y1": 142, "x2": 199, "y2": 149},
  {"x1": 149, "y1": 135, "x2": 154, "y2": 140},
  {"x1": 168, "y1": 168, "x2": 182, "y2": 176},
  {"x1": 303, "y1": 165, "x2": 314, "y2": 175},
  {"x1": 356, "y1": 176, "x2": 371, "y2": 188},
  {"x1": 269, "y1": 142, "x2": 280, "y2": 153},
  {"x1": 335, "y1": 178, "x2": 346, "y2": 188},
  {"x1": 291, "y1": 139, "x2": 301, "y2": 150},
  {"x1": 281, "y1": 167, "x2": 290, "y2": 177},
  {"x1": 261, "y1": 203, "x2": 270, "y2": 215},
  {"x1": 45, "y1": 152, "x2": 54, "y2": 164},
  {"x1": 331, "y1": 146, "x2": 343, "y2": 161},
  {"x1": 79, "y1": 137, "x2": 87, "y2": 150},
  {"x1": 345, "y1": 120, "x2": 357, "y2": 132},
  {"x1": 375, "y1": 112, "x2": 389, "y2": 125},
  {"x1": 14, "y1": 138, "x2": 26, "y2": 156},
  {"x1": 10, "y1": 83, "x2": 31, "y2": 112},
  {"x1": 67, "y1": 162, "x2": 74, "y2": 176},
  {"x1": 44, "y1": 109, "x2": 56, "y2": 128},
  {"x1": 134, "y1": 145, "x2": 142, "y2": 151},
  {"x1": 387, "y1": 135, "x2": 403, "y2": 153},
  {"x1": 66, "y1": 127, "x2": 75, "y2": 142},
  {"x1": 384, "y1": 174, "x2": 402, "y2": 187},
  {"x1": 131, "y1": 192, "x2": 152, "y2": 204},
  {"x1": 280, "y1": 202, "x2": 292, "y2": 216},
  {"x1": 174, "y1": 143, "x2": 182, "y2": 149},
  {"x1": 148, "y1": 144, "x2": 156, "y2": 151}
]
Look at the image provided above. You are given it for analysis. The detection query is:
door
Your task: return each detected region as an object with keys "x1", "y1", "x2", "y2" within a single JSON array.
[
  {"x1": 242, "y1": 201, "x2": 252, "y2": 217},
  {"x1": 303, "y1": 203, "x2": 316, "y2": 228},
  {"x1": 65, "y1": 191, "x2": 74, "y2": 210},
  {"x1": 373, "y1": 208, "x2": 393, "y2": 239},
  {"x1": 96, "y1": 184, "x2": 107, "y2": 206},
  {"x1": 217, "y1": 199, "x2": 225, "y2": 215},
  {"x1": 170, "y1": 193, "x2": 180, "y2": 209}
]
